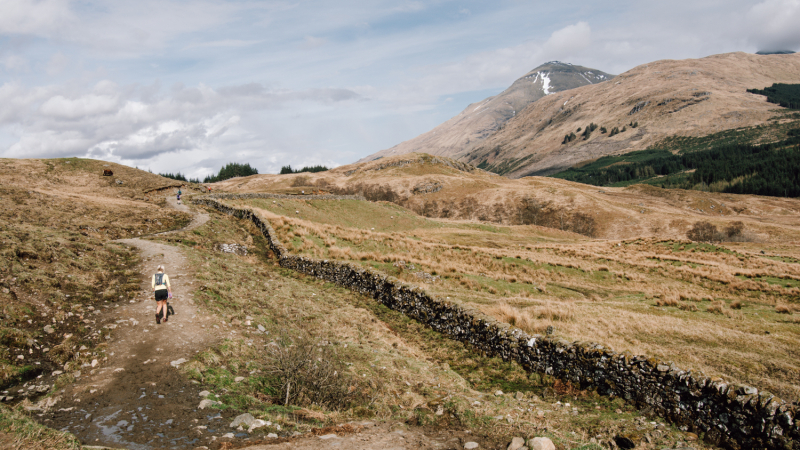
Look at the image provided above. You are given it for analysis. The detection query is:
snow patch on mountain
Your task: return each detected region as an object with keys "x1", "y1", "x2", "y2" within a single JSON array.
[{"x1": 541, "y1": 73, "x2": 552, "y2": 95}]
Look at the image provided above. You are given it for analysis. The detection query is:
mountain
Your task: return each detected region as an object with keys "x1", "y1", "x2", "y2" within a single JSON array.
[
  {"x1": 462, "y1": 51, "x2": 800, "y2": 177},
  {"x1": 358, "y1": 62, "x2": 614, "y2": 163}
]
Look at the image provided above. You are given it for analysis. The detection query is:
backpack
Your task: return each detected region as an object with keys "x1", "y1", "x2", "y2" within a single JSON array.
[{"x1": 155, "y1": 273, "x2": 164, "y2": 286}]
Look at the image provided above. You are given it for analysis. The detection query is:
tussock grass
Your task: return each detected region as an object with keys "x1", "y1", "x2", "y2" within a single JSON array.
[
  {"x1": 232, "y1": 198, "x2": 800, "y2": 401},
  {"x1": 0, "y1": 404, "x2": 80, "y2": 450},
  {"x1": 158, "y1": 207, "x2": 697, "y2": 448}
]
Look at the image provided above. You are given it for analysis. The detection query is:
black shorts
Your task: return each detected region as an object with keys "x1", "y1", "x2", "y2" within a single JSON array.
[{"x1": 155, "y1": 290, "x2": 168, "y2": 301}]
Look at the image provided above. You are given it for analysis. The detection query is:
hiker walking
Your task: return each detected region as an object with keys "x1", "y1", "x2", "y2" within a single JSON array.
[
  {"x1": 177, "y1": 187, "x2": 182, "y2": 204},
  {"x1": 152, "y1": 265, "x2": 172, "y2": 324}
]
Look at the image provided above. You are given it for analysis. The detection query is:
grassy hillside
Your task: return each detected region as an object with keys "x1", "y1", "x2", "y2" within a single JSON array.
[
  {"x1": 0, "y1": 159, "x2": 193, "y2": 445},
  {"x1": 147, "y1": 201, "x2": 706, "y2": 449},
  {"x1": 231, "y1": 196, "x2": 800, "y2": 403}
]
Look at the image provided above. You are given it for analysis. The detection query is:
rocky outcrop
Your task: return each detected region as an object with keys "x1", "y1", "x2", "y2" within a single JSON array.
[{"x1": 193, "y1": 195, "x2": 799, "y2": 450}]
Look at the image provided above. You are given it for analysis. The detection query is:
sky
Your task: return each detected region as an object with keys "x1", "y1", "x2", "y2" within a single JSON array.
[{"x1": 1, "y1": 0, "x2": 799, "y2": 179}]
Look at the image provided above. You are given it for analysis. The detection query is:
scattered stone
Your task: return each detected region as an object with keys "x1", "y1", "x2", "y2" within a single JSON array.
[
  {"x1": 267, "y1": 433, "x2": 278, "y2": 438},
  {"x1": 515, "y1": 391, "x2": 524, "y2": 400},
  {"x1": 508, "y1": 437, "x2": 525, "y2": 450},
  {"x1": 170, "y1": 358, "x2": 187, "y2": 367},
  {"x1": 44, "y1": 325, "x2": 55, "y2": 334},
  {"x1": 91, "y1": 359, "x2": 98, "y2": 367},
  {"x1": 257, "y1": 325, "x2": 266, "y2": 332},
  {"x1": 464, "y1": 442, "x2": 480, "y2": 449},
  {"x1": 199, "y1": 399, "x2": 220, "y2": 409},
  {"x1": 230, "y1": 413, "x2": 255, "y2": 428},
  {"x1": 222, "y1": 432, "x2": 235, "y2": 439},
  {"x1": 234, "y1": 376, "x2": 245, "y2": 382},
  {"x1": 248, "y1": 419, "x2": 268, "y2": 433},
  {"x1": 528, "y1": 437, "x2": 555, "y2": 450},
  {"x1": 494, "y1": 390, "x2": 504, "y2": 396},
  {"x1": 216, "y1": 243, "x2": 248, "y2": 256},
  {"x1": 319, "y1": 434, "x2": 338, "y2": 440},
  {"x1": 199, "y1": 390, "x2": 211, "y2": 398}
]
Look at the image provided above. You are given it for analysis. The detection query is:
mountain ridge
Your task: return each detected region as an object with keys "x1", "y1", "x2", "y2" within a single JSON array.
[
  {"x1": 360, "y1": 51, "x2": 800, "y2": 178},
  {"x1": 358, "y1": 61, "x2": 614, "y2": 163}
]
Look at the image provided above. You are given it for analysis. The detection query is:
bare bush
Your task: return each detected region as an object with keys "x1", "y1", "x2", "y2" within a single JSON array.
[
  {"x1": 724, "y1": 221, "x2": 744, "y2": 239},
  {"x1": 291, "y1": 175, "x2": 311, "y2": 187},
  {"x1": 686, "y1": 221, "x2": 717, "y2": 242},
  {"x1": 261, "y1": 332, "x2": 364, "y2": 410}
]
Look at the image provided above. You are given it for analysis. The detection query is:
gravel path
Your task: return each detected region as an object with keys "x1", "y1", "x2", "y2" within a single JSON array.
[{"x1": 33, "y1": 195, "x2": 241, "y2": 449}]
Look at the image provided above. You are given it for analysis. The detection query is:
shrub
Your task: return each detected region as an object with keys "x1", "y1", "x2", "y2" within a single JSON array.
[
  {"x1": 261, "y1": 332, "x2": 364, "y2": 409},
  {"x1": 724, "y1": 221, "x2": 745, "y2": 239},
  {"x1": 687, "y1": 221, "x2": 718, "y2": 242},
  {"x1": 562, "y1": 132, "x2": 578, "y2": 144}
]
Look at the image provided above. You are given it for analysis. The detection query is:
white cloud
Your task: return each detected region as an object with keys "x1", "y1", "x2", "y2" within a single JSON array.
[
  {"x1": 2, "y1": 55, "x2": 29, "y2": 72},
  {"x1": 40, "y1": 94, "x2": 119, "y2": 119},
  {"x1": 303, "y1": 36, "x2": 327, "y2": 49},
  {"x1": 746, "y1": 0, "x2": 800, "y2": 51},
  {"x1": 542, "y1": 21, "x2": 592, "y2": 59},
  {"x1": 0, "y1": 79, "x2": 362, "y2": 179},
  {"x1": 0, "y1": 0, "x2": 74, "y2": 36}
]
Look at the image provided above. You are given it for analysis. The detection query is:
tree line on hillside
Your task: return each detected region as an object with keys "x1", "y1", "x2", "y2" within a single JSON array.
[
  {"x1": 747, "y1": 83, "x2": 800, "y2": 110},
  {"x1": 203, "y1": 162, "x2": 259, "y2": 183},
  {"x1": 553, "y1": 129, "x2": 800, "y2": 197},
  {"x1": 159, "y1": 172, "x2": 201, "y2": 183},
  {"x1": 280, "y1": 165, "x2": 329, "y2": 174}
]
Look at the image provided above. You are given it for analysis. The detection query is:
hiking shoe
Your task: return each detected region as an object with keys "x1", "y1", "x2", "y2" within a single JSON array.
[
  {"x1": 163, "y1": 316, "x2": 168, "y2": 323},
  {"x1": 156, "y1": 314, "x2": 161, "y2": 324}
]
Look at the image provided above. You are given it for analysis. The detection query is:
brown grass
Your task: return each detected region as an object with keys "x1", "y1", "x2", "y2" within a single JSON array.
[{"x1": 231, "y1": 197, "x2": 800, "y2": 401}]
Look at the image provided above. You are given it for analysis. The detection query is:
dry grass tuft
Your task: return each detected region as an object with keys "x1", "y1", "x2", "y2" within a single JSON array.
[
  {"x1": 707, "y1": 301, "x2": 726, "y2": 315},
  {"x1": 775, "y1": 304, "x2": 793, "y2": 314}
]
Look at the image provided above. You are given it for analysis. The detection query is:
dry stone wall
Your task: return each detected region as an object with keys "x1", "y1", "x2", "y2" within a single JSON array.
[
  {"x1": 193, "y1": 196, "x2": 799, "y2": 450},
  {"x1": 204, "y1": 193, "x2": 365, "y2": 201}
]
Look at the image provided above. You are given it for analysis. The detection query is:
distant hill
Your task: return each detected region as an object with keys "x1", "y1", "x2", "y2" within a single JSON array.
[
  {"x1": 358, "y1": 62, "x2": 614, "y2": 163},
  {"x1": 463, "y1": 51, "x2": 800, "y2": 177}
]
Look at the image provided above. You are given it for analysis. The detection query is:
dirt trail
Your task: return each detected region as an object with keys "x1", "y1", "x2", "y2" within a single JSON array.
[{"x1": 32, "y1": 195, "x2": 245, "y2": 449}]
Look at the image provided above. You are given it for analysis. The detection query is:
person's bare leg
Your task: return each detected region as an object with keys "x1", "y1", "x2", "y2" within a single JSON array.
[{"x1": 156, "y1": 300, "x2": 165, "y2": 322}]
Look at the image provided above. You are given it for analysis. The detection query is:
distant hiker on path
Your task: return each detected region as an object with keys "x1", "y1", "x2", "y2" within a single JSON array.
[
  {"x1": 177, "y1": 188, "x2": 182, "y2": 204},
  {"x1": 152, "y1": 265, "x2": 172, "y2": 324}
]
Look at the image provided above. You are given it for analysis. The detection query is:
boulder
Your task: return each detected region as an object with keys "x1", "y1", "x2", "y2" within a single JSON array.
[
  {"x1": 230, "y1": 413, "x2": 255, "y2": 428},
  {"x1": 508, "y1": 437, "x2": 526, "y2": 450},
  {"x1": 528, "y1": 437, "x2": 555, "y2": 450}
]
